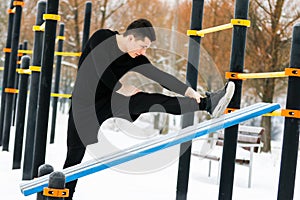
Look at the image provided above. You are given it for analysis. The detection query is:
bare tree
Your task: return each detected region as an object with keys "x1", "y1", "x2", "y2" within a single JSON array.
[
  {"x1": 246, "y1": 0, "x2": 300, "y2": 152},
  {"x1": 94, "y1": 0, "x2": 126, "y2": 29}
]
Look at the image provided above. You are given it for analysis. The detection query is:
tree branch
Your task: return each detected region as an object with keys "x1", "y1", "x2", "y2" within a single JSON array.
[
  {"x1": 105, "y1": 2, "x2": 126, "y2": 20},
  {"x1": 253, "y1": 0, "x2": 272, "y2": 16},
  {"x1": 281, "y1": 14, "x2": 300, "y2": 32}
]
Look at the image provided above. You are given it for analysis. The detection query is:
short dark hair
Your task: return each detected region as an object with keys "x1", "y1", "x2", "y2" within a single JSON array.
[{"x1": 124, "y1": 19, "x2": 156, "y2": 42}]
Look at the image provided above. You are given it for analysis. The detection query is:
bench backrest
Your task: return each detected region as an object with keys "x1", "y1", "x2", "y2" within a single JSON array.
[{"x1": 216, "y1": 125, "x2": 264, "y2": 153}]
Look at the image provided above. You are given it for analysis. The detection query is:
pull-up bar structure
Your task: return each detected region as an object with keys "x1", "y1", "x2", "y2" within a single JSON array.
[
  {"x1": 187, "y1": 19, "x2": 250, "y2": 37},
  {"x1": 20, "y1": 103, "x2": 280, "y2": 196},
  {"x1": 226, "y1": 71, "x2": 287, "y2": 80},
  {"x1": 225, "y1": 68, "x2": 300, "y2": 80}
]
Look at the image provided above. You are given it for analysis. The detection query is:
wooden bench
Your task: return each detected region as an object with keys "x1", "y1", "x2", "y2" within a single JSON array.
[{"x1": 192, "y1": 125, "x2": 264, "y2": 188}]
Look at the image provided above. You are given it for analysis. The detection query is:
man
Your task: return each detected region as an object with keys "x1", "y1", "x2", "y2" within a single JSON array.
[{"x1": 63, "y1": 18, "x2": 235, "y2": 199}]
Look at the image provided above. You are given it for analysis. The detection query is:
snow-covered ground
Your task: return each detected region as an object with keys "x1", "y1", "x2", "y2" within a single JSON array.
[{"x1": 0, "y1": 111, "x2": 299, "y2": 200}]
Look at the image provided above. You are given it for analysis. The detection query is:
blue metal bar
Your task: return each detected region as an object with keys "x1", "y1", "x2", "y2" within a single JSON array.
[{"x1": 20, "y1": 103, "x2": 280, "y2": 196}]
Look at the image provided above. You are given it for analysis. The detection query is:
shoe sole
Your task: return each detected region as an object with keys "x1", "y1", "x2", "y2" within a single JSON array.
[{"x1": 212, "y1": 81, "x2": 235, "y2": 118}]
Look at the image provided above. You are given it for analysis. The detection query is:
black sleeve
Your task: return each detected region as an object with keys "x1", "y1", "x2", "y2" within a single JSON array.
[
  {"x1": 87, "y1": 29, "x2": 122, "y2": 92},
  {"x1": 100, "y1": 67, "x2": 122, "y2": 91},
  {"x1": 132, "y1": 57, "x2": 188, "y2": 96},
  {"x1": 78, "y1": 30, "x2": 105, "y2": 68}
]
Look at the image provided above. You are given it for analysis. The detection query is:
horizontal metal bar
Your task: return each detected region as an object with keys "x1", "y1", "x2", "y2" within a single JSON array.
[
  {"x1": 20, "y1": 103, "x2": 280, "y2": 196},
  {"x1": 238, "y1": 71, "x2": 287, "y2": 79}
]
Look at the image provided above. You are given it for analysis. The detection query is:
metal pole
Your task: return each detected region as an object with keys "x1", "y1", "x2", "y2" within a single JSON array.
[
  {"x1": 218, "y1": 0, "x2": 249, "y2": 199},
  {"x1": 277, "y1": 23, "x2": 300, "y2": 200},
  {"x1": 37, "y1": 164, "x2": 54, "y2": 200},
  {"x1": 176, "y1": 0, "x2": 204, "y2": 199},
  {"x1": 12, "y1": 43, "x2": 25, "y2": 126},
  {"x1": 44, "y1": 172, "x2": 67, "y2": 200},
  {"x1": 23, "y1": 0, "x2": 46, "y2": 180},
  {"x1": 11, "y1": 43, "x2": 22, "y2": 126},
  {"x1": 0, "y1": 0, "x2": 14, "y2": 146},
  {"x1": 32, "y1": 0, "x2": 59, "y2": 178},
  {"x1": 2, "y1": 0, "x2": 24, "y2": 151},
  {"x1": 50, "y1": 23, "x2": 64, "y2": 144},
  {"x1": 81, "y1": 1, "x2": 92, "y2": 51},
  {"x1": 12, "y1": 55, "x2": 30, "y2": 169}
]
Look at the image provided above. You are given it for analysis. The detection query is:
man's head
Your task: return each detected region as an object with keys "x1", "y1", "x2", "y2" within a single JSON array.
[{"x1": 123, "y1": 19, "x2": 156, "y2": 58}]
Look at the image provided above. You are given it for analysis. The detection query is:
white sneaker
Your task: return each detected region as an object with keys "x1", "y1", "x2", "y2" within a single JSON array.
[{"x1": 206, "y1": 81, "x2": 235, "y2": 118}]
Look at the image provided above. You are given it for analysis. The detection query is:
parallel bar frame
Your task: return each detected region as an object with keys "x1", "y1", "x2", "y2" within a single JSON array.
[{"x1": 20, "y1": 103, "x2": 280, "y2": 196}]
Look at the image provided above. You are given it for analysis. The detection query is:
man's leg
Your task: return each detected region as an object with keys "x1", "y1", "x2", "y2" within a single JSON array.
[
  {"x1": 121, "y1": 81, "x2": 235, "y2": 119},
  {"x1": 128, "y1": 93, "x2": 206, "y2": 116},
  {"x1": 63, "y1": 108, "x2": 86, "y2": 200}
]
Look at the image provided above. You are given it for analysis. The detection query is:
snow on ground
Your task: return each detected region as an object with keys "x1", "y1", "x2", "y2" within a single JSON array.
[{"x1": 0, "y1": 111, "x2": 300, "y2": 199}]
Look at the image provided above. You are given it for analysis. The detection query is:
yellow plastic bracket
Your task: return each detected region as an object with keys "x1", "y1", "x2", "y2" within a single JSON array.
[
  {"x1": 33, "y1": 22, "x2": 45, "y2": 32},
  {"x1": 225, "y1": 72, "x2": 246, "y2": 80},
  {"x1": 7, "y1": 8, "x2": 15, "y2": 14},
  {"x1": 231, "y1": 19, "x2": 251, "y2": 27},
  {"x1": 43, "y1": 14, "x2": 61, "y2": 21},
  {"x1": 285, "y1": 68, "x2": 300, "y2": 77},
  {"x1": 56, "y1": 36, "x2": 66, "y2": 43},
  {"x1": 281, "y1": 109, "x2": 300, "y2": 119},
  {"x1": 186, "y1": 30, "x2": 204, "y2": 37},
  {"x1": 17, "y1": 60, "x2": 21, "y2": 65},
  {"x1": 17, "y1": 69, "x2": 31, "y2": 75},
  {"x1": 29, "y1": 66, "x2": 41, "y2": 72},
  {"x1": 3, "y1": 48, "x2": 12, "y2": 53},
  {"x1": 43, "y1": 188, "x2": 69, "y2": 198},
  {"x1": 18, "y1": 50, "x2": 33, "y2": 54},
  {"x1": 56, "y1": 36, "x2": 66, "y2": 41},
  {"x1": 51, "y1": 93, "x2": 72, "y2": 98},
  {"x1": 4, "y1": 88, "x2": 19, "y2": 94},
  {"x1": 13, "y1": 1, "x2": 25, "y2": 7}
]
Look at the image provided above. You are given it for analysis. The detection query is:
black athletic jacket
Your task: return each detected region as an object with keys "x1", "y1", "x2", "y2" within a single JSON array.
[
  {"x1": 72, "y1": 29, "x2": 189, "y2": 144},
  {"x1": 78, "y1": 29, "x2": 188, "y2": 102}
]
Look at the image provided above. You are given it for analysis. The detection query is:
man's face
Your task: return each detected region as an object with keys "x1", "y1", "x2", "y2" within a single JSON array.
[{"x1": 126, "y1": 35, "x2": 151, "y2": 58}]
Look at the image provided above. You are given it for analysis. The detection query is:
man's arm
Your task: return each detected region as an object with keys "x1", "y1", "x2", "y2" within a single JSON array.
[
  {"x1": 132, "y1": 62, "x2": 201, "y2": 102},
  {"x1": 132, "y1": 63, "x2": 187, "y2": 95},
  {"x1": 116, "y1": 84, "x2": 141, "y2": 96}
]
